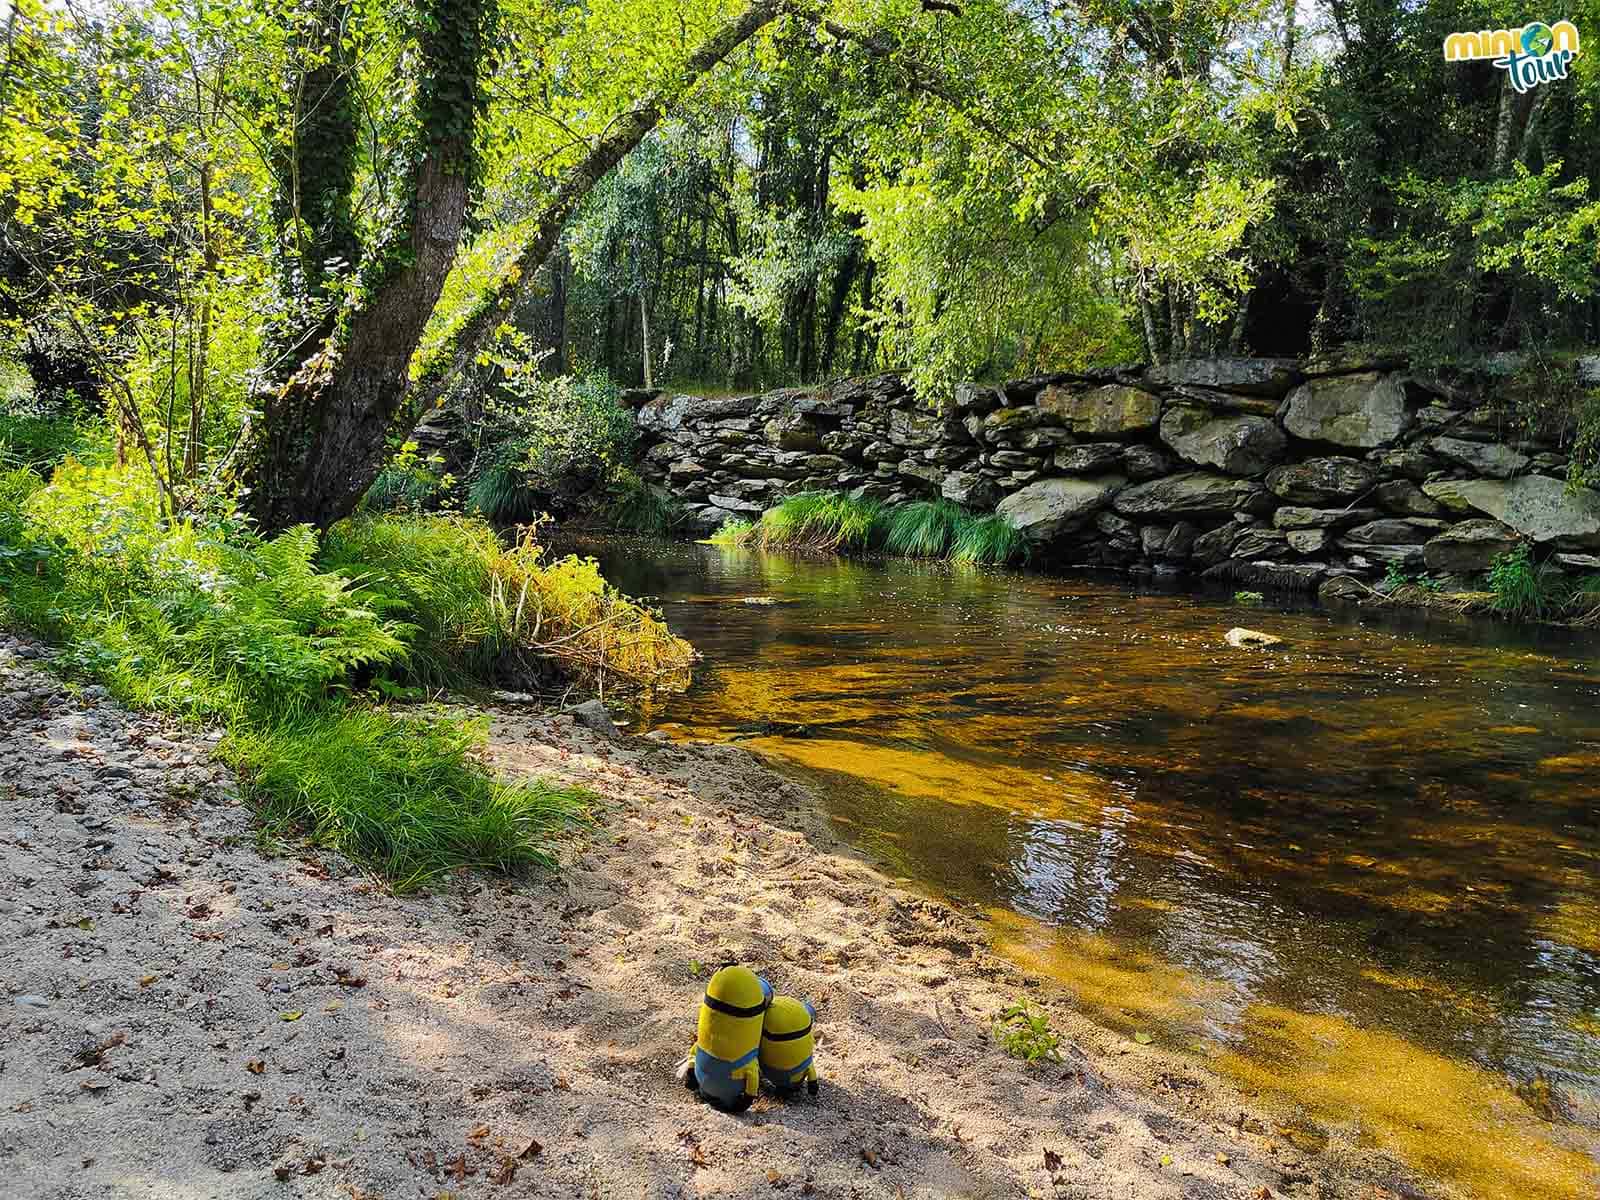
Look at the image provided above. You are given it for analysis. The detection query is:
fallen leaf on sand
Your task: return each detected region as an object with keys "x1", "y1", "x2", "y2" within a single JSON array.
[
  {"x1": 273, "y1": 1166, "x2": 292, "y2": 1181},
  {"x1": 860, "y1": 1148, "x2": 879, "y2": 1168},
  {"x1": 138, "y1": 974, "x2": 158, "y2": 987},
  {"x1": 447, "y1": 1155, "x2": 473, "y2": 1182},
  {"x1": 517, "y1": 1139, "x2": 542, "y2": 1160},
  {"x1": 1159, "y1": 1154, "x2": 1173, "y2": 1167},
  {"x1": 1216, "y1": 1152, "x2": 1231, "y2": 1166},
  {"x1": 1044, "y1": 1149, "x2": 1064, "y2": 1172},
  {"x1": 467, "y1": 1124, "x2": 491, "y2": 1142},
  {"x1": 301, "y1": 1158, "x2": 325, "y2": 1176},
  {"x1": 489, "y1": 1157, "x2": 517, "y2": 1185},
  {"x1": 281, "y1": 1011, "x2": 303, "y2": 1022},
  {"x1": 245, "y1": 1060, "x2": 265, "y2": 1075},
  {"x1": 1133, "y1": 1031, "x2": 1154, "y2": 1045},
  {"x1": 79, "y1": 1080, "x2": 110, "y2": 1092}
]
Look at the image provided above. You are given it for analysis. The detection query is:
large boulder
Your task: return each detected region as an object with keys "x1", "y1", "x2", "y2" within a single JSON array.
[
  {"x1": 1159, "y1": 407, "x2": 1287, "y2": 476},
  {"x1": 1265, "y1": 457, "x2": 1379, "y2": 505},
  {"x1": 1113, "y1": 471, "x2": 1269, "y2": 518},
  {"x1": 889, "y1": 408, "x2": 959, "y2": 449},
  {"x1": 1421, "y1": 475, "x2": 1600, "y2": 548},
  {"x1": 1422, "y1": 520, "x2": 1521, "y2": 573},
  {"x1": 1144, "y1": 358, "x2": 1301, "y2": 398},
  {"x1": 998, "y1": 475, "x2": 1126, "y2": 540},
  {"x1": 1038, "y1": 384, "x2": 1161, "y2": 436},
  {"x1": 1279, "y1": 372, "x2": 1410, "y2": 448},
  {"x1": 1426, "y1": 436, "x2": 1531, "y2": 479},
  {"x1": 941, "y1": 470, "x2": 1000, "y2": 510}
]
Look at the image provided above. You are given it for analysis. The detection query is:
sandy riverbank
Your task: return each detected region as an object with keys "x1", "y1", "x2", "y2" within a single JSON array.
[{"x1": 3, "y1": 633, "x2": 1432, "y2": 1200}]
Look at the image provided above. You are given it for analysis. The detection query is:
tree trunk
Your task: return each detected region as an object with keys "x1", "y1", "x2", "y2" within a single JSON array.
[
  {"x1": 639, "y1": 291, "x2": 653, "y2": 389},
  {"x1": 248, "y1": 0, "x2": 785, "y2": 533}
]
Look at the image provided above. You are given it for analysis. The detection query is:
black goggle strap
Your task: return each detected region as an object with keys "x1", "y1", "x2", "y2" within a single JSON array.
[
  {"x1": 762, "y1": 1020, "x2": 813, "y2": 1042},
  {"x1": 703, "y1": 991, "x2": 770, "y2": 1019}
]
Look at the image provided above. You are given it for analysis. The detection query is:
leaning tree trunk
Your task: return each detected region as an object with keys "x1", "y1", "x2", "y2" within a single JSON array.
[{"x1": 247, "y1": 0, "x2": 788, "y2": 533}]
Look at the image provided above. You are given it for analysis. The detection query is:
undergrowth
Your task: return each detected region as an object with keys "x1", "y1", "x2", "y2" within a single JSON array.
[
  {"x1": 711, "y1": 490, "x2": 1027, "y2": 567},
  {"x1": 0, "y1": 459, "x2": 694, "y2": 889}
]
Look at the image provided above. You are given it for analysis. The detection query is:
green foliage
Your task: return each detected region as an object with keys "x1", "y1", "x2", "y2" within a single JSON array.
[
  {"x1": 883, "y1": 500, "x2": 970, "y2": 558},
  {"x1": 229, "y1": 708, "x2": 588, "y2": 893},
  {"x1": 1233, "y1": 590, "x2": 1265, "y2": 605},
  {"x1": 949, "y1": 514, "x2": 1027, "y2": 567},
  {"x1": 0, "y1": 410, "x2": 94, "y2": 475},
  {"x1": 603, "y1": 467, "x2": 683, "y2": 537},
  {"x1": 0, "y1": 461, "x2": 687, "y2": 887},
  {"x1": 991, "y1": 999, "x2": 1062, "y2": 1064},
  {"x1": 1488, "y1": 543, "x2": 1561, "y2": 620},
  {"x1": 719, "y1": 491, "x2": 1028, "y2": 567},
  {"x1": 743, "y1": 491, "x2": 888, "y2": 553}
]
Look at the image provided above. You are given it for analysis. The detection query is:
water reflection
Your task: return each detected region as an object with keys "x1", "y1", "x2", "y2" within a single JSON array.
[{"x1": 575, "y1": 536, "x2": 1600, "y2": 1197}]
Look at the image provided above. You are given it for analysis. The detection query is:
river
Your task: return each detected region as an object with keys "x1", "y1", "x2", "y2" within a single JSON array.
[{"x1": 578, "y1": 535, "x2": 1600, "y2": 1199}]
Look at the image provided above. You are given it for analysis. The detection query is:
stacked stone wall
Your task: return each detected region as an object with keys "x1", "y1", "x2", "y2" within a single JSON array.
[{"x1": 631, "y1": 356, "x2": 1600, "y2": 593}]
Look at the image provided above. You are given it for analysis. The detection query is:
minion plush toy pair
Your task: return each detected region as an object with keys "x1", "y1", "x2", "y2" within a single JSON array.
[{"x1": 680, "y1": 965, "x2": 821, "y2": 1112}]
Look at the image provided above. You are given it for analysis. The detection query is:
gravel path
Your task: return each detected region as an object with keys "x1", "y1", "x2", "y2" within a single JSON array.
[{"x1": 1, "y1": 632, "x2": 1420, "y2": 1199}]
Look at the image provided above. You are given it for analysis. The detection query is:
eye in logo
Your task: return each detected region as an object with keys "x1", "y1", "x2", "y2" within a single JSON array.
[{"x1": 1443, "y1": 19, "x2": 1580, "y2": 93}]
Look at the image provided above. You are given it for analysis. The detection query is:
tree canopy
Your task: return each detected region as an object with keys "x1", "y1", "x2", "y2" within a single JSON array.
[{"x1": 2, "y1": 0, "x2": 1598, "y2": 529}]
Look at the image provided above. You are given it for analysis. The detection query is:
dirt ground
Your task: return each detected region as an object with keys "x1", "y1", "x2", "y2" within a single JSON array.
[{"x1": 1, "y1": 631, "x2": 1432, "y2": 1199}]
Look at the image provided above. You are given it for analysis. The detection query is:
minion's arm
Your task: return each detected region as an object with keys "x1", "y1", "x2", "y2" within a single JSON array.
[{"x1": 736, "y1": 1058, "x2": 761, "y2": 1098}]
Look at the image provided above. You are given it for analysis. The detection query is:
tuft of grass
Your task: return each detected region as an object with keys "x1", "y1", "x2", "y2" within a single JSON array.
[
  {"x1": 747, "y1": 491, "x2": 888, "y2": 553},
  {"x1": 0, "y1": 411, "x2": 95, "y2": 474},
  {"x1": 228, "y1": 707, "x2": 590, "y2": 892},
  {"x1": 467, "y1": 460, "x2": 540, "y2": 525},
  {"x1": 710, "y1": 491, "x2": 1027, "y2": 568},
  {"x1": 991, "y1": 998, "x2": 1063, "y2": 1064},
  {"x1": 1233, "y1": 590, "x2": 1265, "y2": 605},
  {"x1": 1487, "y1": 543, "x2": 1560, "y2": 620},
  {"x1": 604, "y1": 467, "x2": 683, "y2": 536},
  {"x1": 708, "y1": 516, "x2": 755, "y2": 545},
  {"x1": 884, "y1": 500, "x2": 971, "y2": 558},
  {"x1": 364, "y1": 464, "x2": 440, "y2": 513},
  {"x1": 950, "y1": 513, "x2": 1027, "y2": 566}
]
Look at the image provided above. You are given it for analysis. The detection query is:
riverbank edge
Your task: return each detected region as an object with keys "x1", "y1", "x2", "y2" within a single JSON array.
[{"x1": 2, "y1": 626, "x2": 1444, "y2": 1200}]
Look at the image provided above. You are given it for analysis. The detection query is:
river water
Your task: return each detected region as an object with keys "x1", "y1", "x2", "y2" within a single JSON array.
[{"x1": 579, "y1": 536, "x2": 1600, "y2": 1198}]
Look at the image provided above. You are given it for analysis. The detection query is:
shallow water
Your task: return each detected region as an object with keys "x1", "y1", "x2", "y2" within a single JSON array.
[{"x1": 580, "y1": 537, "x2": 1600, "y2": 1197}]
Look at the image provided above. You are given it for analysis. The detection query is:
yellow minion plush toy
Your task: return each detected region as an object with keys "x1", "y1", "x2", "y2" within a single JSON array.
[
  {"x1": 759, "y1": 994, "x2": 820, "y2": 1096},
  {"x1": 682, "y1": 965, "x2": 773, "y2": 1112}
]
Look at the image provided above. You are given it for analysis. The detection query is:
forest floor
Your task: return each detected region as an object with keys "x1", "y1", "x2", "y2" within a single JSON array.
[{"x1": 2, "y1": 630, "x2": 1430, "y2": 1200}]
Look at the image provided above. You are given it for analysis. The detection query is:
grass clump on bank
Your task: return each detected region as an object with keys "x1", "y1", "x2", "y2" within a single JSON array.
[
  {"x1": 712, "y1": 490, "x2": 1027, "y2": 567},
  {"x1": 0, "y1": 458, "x2": 692, "y2": 890}
]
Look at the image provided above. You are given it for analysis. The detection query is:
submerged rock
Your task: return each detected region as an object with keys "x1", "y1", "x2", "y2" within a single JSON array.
[{"x1": 1225, "y1": 627, "x2": 1285, "y2": 648}]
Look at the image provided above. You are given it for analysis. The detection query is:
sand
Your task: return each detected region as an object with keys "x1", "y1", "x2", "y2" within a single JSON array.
[{"x1": 1, "y1": 631, "x2": 1429, "y2": 1199}]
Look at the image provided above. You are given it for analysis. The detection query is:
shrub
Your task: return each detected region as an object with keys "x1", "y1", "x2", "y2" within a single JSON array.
[
  {"x1": 0, "y1": 411, "x2": 94, "y2": 474},
  {"x1": 708, "y1": 516, "x2": 755, "y2": 544}
]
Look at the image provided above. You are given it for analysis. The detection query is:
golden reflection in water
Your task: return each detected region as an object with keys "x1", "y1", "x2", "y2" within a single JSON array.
[
  {"x1": 584, "y1": 538, "x2": 1600, "y2": 1200},
  {"x1": 994, "y1": 907, "x2": 1600, "y2": 1200}
]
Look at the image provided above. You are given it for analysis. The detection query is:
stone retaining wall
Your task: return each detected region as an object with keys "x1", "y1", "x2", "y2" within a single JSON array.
[{"x1": 630, "y1": 356, "x2": 1600, "y2": 595}]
